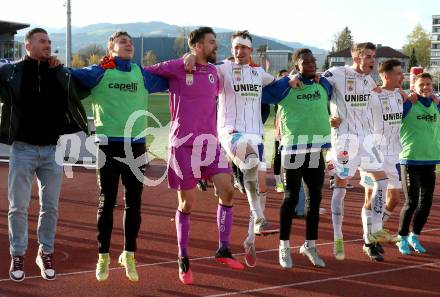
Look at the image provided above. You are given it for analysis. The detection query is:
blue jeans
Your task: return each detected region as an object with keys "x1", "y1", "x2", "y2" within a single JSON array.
[{"x1": 8, "y1": 141, "x2": 63, "y2": 256}]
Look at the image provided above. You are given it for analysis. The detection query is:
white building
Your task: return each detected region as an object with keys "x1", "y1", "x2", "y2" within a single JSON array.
[
  {"x1": 431, "y1": 15, "x2": 440, "y2": 68},
  {"x1": 251, "y1": 49, "x2": 292, "y2": 74},
  {"x1": 0, "y1": 20, "x2": 29, "y2": 61},
  {"x1": 327, "y1": 45, "x2": 409, "y2": 81}
]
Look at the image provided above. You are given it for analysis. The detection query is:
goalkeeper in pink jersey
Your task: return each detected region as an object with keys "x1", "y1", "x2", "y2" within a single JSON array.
[{"x1": 146, "y1": 27, "x2": 244, "y2": 285}]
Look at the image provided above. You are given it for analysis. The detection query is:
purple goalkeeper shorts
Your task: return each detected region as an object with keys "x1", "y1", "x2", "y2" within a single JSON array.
[{"x1": 167, "y1": 143, "x2": 231, "y2": 190}]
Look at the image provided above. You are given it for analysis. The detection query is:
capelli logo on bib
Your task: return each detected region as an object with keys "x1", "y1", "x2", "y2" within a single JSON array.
[
  {"x1": 417, "y1": 114, "x2": 437, "y2": 122},
  {"x1": 108, "y1": 82, "x2": 138, "y2": 92}
]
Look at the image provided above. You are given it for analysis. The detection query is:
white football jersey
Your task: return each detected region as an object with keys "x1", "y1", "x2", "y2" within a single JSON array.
[
  {"x1": 216, "y1": 60, "x2": 275, "y2": 136},
  {"x1": 368, "y1": 89, "x2": 403, "y2": 156},
  {"x1": 323, "y1": 66, "x2": 377, "y2": 139}
]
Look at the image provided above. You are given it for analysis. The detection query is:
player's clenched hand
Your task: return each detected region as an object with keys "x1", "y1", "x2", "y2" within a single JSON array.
[
  {"x1": 329, "y1": 116, "x2": 342, "y2": 128},
  {"x1": 397, "y1": 88, "x2": 409, "y2": 102},
  {"x1": 372, "y1": 86, "x2": 382, "y2": 93},
  {"x1": 288, "y1": 74, "x2": 301, "y2": 88},
  {"x1": 406, "y1": 91, "x2": 417, "y2": 104},
  {"x1": 48, "y1": 56, "x2": 61, "y2": 68},
  {"x1": 99, "y1": 55, "x2": 116, "y2": 69},
  {"x1": 183, "y1": 53, "x2": 196, "y2": 73},
  {"x1": 314, "y1": 73, "x2": 320, "y2": 83}
]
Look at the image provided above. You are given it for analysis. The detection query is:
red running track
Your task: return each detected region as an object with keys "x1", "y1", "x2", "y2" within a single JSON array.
[{"x1": 0, "y1": 162, "x2": 439, "y2": 297}]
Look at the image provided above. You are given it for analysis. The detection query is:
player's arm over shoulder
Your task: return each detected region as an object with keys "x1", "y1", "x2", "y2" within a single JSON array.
[
  {"x1": 145, "y1": 58, "x2": 183, "y2": 79},
  {"x1": 368, "y1": 91, "x2": 381, "y2": 110},
  {"x1": 322, "y1": 66, "x2": 342, "y2": 86},
  {"x1": 259, "y1": 67, "x2": 275, "y2": 86},
  {"x1": 215, "y1": 60, "x2": 227, "y2": 79},
  {"x1": 367, "y1": 75, "x2": 378, "y2": 90}
]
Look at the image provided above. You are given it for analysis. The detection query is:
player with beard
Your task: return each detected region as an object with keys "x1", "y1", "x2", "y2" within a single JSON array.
[
  {"x1": 184, "y1": 30, "x2": 282, "y2": 268},
  {"x1": 146, "y1": 27, "x2": 244, "y2": 285}
]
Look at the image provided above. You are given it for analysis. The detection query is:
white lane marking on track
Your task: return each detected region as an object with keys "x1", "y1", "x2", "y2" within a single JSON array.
[
  {"x1": 0, "y1": 228, "x2": 438, "y2": 282},
  {"x1": 203, "y1": 261, "x2": 440, "y2": 297},
  {"x1": 59, "y1": 251, "x2": 70, "y2": 262}
]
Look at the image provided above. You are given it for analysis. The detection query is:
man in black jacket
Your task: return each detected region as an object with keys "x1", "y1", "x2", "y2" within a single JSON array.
[{"x1": 0, "y1": 28, "x2": 88, "y2": 282}]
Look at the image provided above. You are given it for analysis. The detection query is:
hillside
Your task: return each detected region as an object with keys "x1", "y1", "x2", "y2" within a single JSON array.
[{"x1": 17, "y1": 21, "x2": 327, "y2": 66}]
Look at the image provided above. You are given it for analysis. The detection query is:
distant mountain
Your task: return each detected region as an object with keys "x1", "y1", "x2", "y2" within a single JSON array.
[
  {"x1": 265, "y1": 38, "x2": 328, "y2": 67},
  {"x1": 16, "y1": 21, "x2": 327, "y2": 66},
  {"x1": 70, "y1": 22, "x2": 181, "y2": 36},
  {"x1": 215, "y1": 32, "x2": 294, "y2": 60},
  {"x1": 269, "y1": 39, "x2": 327, "y2": 54},
  {"x1": 18, "y1": 21, "x2": 233, "y2": 38}
]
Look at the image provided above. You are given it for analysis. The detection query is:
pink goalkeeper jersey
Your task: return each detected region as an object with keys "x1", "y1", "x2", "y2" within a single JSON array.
[{"x1": 146, "y1": 58, "x2": 219, "y2": 147}]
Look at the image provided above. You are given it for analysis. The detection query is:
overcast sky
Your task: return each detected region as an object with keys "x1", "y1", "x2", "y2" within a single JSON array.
[{"x1": 1, "y1": 0, "x2": 437, "y2": 50}]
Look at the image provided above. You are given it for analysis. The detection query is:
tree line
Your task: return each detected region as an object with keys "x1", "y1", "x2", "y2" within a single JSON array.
[
  {"x1": 323, "y1": 24, "x2": 432, "y2": 70},
  {"x1": 71, "y1": 24, "x2": 435, "y2": 75}
]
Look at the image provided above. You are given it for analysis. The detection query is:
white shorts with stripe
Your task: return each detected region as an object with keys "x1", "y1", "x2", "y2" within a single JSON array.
[
  {"x1": 219, "y1": 132, "x2": 266, "y2": 171},
  {"x1": 330, "y1": 134, "x2": 384, "y2": 179},
  {"x1": 359, "y1": 154, "x2": 401, "y2": 189}
]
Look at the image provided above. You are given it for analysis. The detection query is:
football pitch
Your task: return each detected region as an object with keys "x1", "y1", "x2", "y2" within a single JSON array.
[{"x1": 79, "y1": 93, "x2": 440, "y2": 174}]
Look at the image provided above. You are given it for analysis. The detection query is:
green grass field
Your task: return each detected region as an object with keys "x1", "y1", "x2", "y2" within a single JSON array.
[
  {"x1": 82, "y1": 93, "x2": 171, "y2": 125},
  {"x1": 83, "y1": 93, "x2": 276, "y2": 129},
  {"x1": 81, "y1": 93, "x2": 278, "y2": 163},
  {"x1": 80, "y1": 95, "x2": 440, "y2": 173}
]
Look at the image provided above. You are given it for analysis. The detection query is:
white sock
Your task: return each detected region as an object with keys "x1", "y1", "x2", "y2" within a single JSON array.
[
  {"x1": 382, "y1": 209, "x2": 392, "y2": 223},
  {"x1": 331, "y1": 187, "x2": 346, "y2": 240},
  {"x1": 274, "y1": 175, "x2": 281, "y2": 184},
  {"x1": 245, "y1": 211, "x2": 255, "y2": 244},
  {"x1": 243, "y1": 165, "x2": 264, "y2": 221},
  {"x1": 280, "y1": 240, "x2": 290, "y2": 248},
  {"x1": 305, "y1": 240, "x2": 316, "y2": 248},
  {"x1": 259, "y1": 192, "x2": 267, "y2": 212},
  {"x1": 246, "y1": 191, "x2": 267, "y2": 243},
  {"x1": 371, "y1": 179, "x2": 388, "y2": 233},
  {"x1": 361, "y1": 208, "x2": 372, "y2": 244}
]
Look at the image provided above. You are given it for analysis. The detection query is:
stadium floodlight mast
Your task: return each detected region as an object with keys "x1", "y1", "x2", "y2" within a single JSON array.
[
  {"x1": 140, "y1": 32, "x2": 144, "y2": 66},
  {"x1": 63, "y1": 0, "x2": 72, "y2": 67}
]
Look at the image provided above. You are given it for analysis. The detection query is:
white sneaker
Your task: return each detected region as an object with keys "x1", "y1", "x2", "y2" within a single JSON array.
[
  {"x1": 243, "y1": 240, "x2": 257, "y2": 267},
  {"x1": 279, "y1": 245, "x2": 292, "y2": 268},
  {"x1": 300, "y1": 244, "x2": 326, "y2": 267},
  {"x1": 36, "y1": 249, "x2": 56, "y2": 280},
  {"x1": 254, "y1": 218, "x2": 279, "y2": 236},
  {"x1": 9, "y1": 256, "x2": 25, "y2": 282}
]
